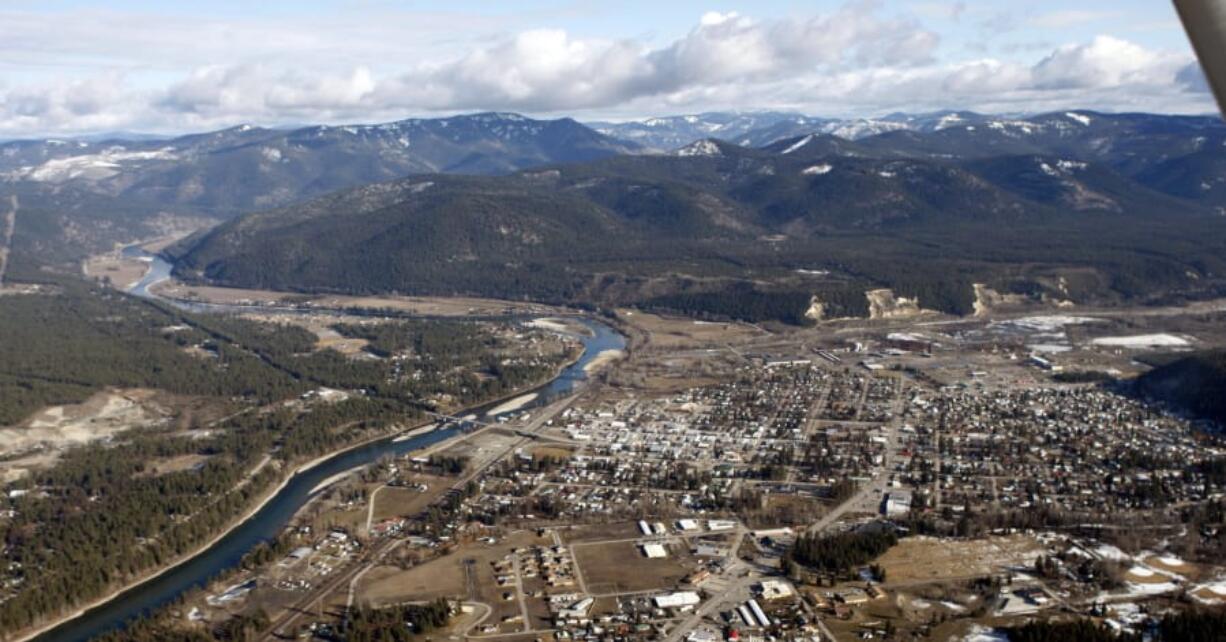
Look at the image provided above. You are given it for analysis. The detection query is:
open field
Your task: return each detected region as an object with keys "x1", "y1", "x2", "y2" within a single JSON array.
[
  {"x1": 136, "y1": 454, "x2": 214, "y2": 477},
  {"x1": 616, "y1": 309, "x2": 765, "y2": 349},
  {"x1": 369, "y1": 476, "x2": 453, "y2": 523},
  {"x1": 876, "y1": 535, "x2": 1044, "y2": 586},
  {"x1": 561, "y1": 522, "x2": 644, "y2": 544},
  {"x1": 0, "y1": 389, "x2": 165, "y2": 474},
  {"x1": 83, "y1": 254, "x2": 150, "y2": 290},
  {"x1": 359, "y1": 530, "x2": 547, "y2": 613},
  {"x1": 309, "y1": 324, "x2": 370, "y2": 356},
  {"x1": 153, "y1": 279, "x2": 556, "y2": 317},
  {"x1": 572, "y1": 540, "x2": 692, "y2": 594}
]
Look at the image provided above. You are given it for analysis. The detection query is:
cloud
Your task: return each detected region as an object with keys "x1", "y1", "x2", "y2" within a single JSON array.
[
  {"x1": 0, "y1": 3, "x2": 1214, "y2": 137},
  {"x1": 1031, "y1": 36, "x2": 1185, "y2": 89},
  {"x1": 160, "y1": 66, "x2": 377, "y2": 116},
  {"x1": 1028, "y1": 10, "x2": 1121, "y2": 30},
  {"x1": 368, "y1": 3, "x2": 939, "y2": 113},
  {"x1": 1176, "y1": 62, "x2": 1212, "y2": 94}
]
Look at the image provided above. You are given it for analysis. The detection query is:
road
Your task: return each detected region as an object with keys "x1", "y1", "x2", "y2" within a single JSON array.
[
  {"x1": 509, "y1": 556, "x2": 532, "y2": 632},
  {"x1": 661, "y1": 525, "x2": 753, "y2": 642},
  {"x1": 807, "y1": 378, "x2": 906, "y2": 535}
]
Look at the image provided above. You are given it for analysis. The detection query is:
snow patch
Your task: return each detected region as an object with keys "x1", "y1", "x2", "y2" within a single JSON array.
[
  {"x1": 674, "y1": 140, "x2": 722, "y2": 157},
  {"x1": 802, "y1": 163, "x2": 833, "y2": 176},
  {"x1": 15, "y1": 147, "x2": 177, "y2": 182},
  {"x1": 406, "y1": 181, "x2": 434, "y2": 194},
  {"x1": 1066, "y1": 112, "x2": 1093, "y2": 126},
  {"x1": 960, "y1": 625, "x2": 1007, "y2": 642},
  {"x1": 934, "y1": 113, "x2": 964, "y2": 130},
  {"x1": 781, "y1": 134, "x2": 814, "y2": 154},
  {"x1": 995, "y1": 316, "x2": 1099, "y2": 333},
  {"x1": 1095, "y1": 543, "x2": 1131, "y2": 561},
  {"x1": 1090, "y1": 334, "x2": 1190, "y2": 348}
]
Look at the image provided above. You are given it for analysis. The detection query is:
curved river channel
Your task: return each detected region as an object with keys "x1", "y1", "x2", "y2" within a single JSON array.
[{"x1": 33, "y1": 252, "x2": 625, "y2": 642}]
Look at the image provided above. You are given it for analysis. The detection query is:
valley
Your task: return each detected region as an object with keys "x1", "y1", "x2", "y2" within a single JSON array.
[
  {"x1": 2, "y1": 107, "x2": 1225, "y2": 642},
  {"x1": 29, "y1": 270, "x2": 1223, "y2": 642}
]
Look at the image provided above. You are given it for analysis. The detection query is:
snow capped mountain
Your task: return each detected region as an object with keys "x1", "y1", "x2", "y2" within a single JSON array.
[
  {"x1": 673, "y1": 139, "x2": 724, "y2": 157},
  {"x1": 0, "y1": 112, "x2": 639, "y2": 214},
  {"x1": 591, "y1": 111, "x2": 826, "y2": 150}
]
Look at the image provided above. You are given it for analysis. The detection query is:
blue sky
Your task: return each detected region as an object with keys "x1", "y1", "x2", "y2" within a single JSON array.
[{"x1": 0, "y1": 1, "x2": 1213, "y2": 136}]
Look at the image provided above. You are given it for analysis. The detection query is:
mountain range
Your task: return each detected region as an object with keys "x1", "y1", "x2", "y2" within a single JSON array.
[
  {"x1": 5, "y1": 109, "x2": 1226, "y2": 323},
  {"x1": 169, "y1": 112, "x2": 1226, "y2": 323}
]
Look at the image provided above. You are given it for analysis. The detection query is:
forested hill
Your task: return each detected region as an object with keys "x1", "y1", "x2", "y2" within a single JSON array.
[
  {"x1": 0, "y1": 113, "x2": 639, "y2": 278},
  {"x1": 170, "y1": 137, "x2": 1226, "y2": 324},
  {"x1": 1136, "y1": 351, "x2": 1226, "y2": 424}
]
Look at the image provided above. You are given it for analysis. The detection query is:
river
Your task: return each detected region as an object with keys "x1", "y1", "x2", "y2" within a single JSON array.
[{"x1": 32, "y1": 252, "x2": 624, "y2": 642}]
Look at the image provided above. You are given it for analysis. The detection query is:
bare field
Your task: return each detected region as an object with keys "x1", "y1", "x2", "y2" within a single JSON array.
[
  {"x1": 359, "y1": 531, "x2": 546, "y2": 610},
  {"x1": 876, "y1": 535, "x2": 1043, "y2": 586},
  {"x1": 573, "y1": 540, "x2": 692, "y2": 594},
  {"x1": 360, "y1": 556, "x2": 469, "y2": 605},
  {"x1": 310, "y1": 325, "x2": 371, "y2": 356},
  {"x1": 137, "y1": 454, "x2": 213, "y2": 477},
  {"x1": 153, "y1": 280, "x2": 555, "y2": 317},
  {"x1": 153, "y1": 282, "x2": 300, "y2": 306},
  {"x1": 561, "y1": 522, "x2": 643, "y2": 544},
  {"x1": 617, "y1": 309, "x2": 764, "y2": 349},
  {"x1": 529, "y1": 446, "x2": 575, "y2": 460},
  {"x1": 0, "y1": 388, "x2": 164, "y2": 458},
  {"x1": 83, "y1": 254, "x2": 150, "y2": 290},
  {"x1": 370, "y1": 477, "x2": 452, "y2": 522}
]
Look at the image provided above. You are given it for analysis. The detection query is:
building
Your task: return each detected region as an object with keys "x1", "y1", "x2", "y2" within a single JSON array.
[
  {"x1": 642, "y1": 543, "x2": 669, "y2": 558},
  {"x1": 653, "y1": 591, "x2": 701, "y2": 609},
  {"x1": 557, "y1": 597, "x2": 594, "y2": 619},
  {"x1": 884, "y1": 490, "x2": 912, "y2": 516},
  {"x1": 758, "y1": 579, "x2": 796, "y2": 601}
]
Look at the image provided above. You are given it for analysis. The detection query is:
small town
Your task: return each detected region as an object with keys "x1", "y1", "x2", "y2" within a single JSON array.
[{"x1": 143, "y1": 307, "x2": 1226, "y2": 642}]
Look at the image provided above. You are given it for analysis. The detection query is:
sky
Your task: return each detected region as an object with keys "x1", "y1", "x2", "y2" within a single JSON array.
[{"x1": 0, "y1": 0, "x2": 1215, "y2": 137}]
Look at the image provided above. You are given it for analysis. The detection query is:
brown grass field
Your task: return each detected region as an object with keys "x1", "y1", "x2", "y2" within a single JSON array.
[{"x1": 573, "y1": 540, "x2": 693, "y2": 594}]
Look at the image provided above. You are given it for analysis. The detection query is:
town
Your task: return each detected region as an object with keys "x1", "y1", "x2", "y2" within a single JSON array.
[{"x1": 156, "y1": 306, "x2": 1226, "y2": 642}]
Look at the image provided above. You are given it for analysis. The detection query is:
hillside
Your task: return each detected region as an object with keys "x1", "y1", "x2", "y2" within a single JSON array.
[
  {"x1": 171, "y1": 137, "x2": 1226, "y2": 323},
  {"x1": 0, "y1": 113, "x2": 640, "y2": 271},
  {"x1": 1136, "y1": 351, "x2": 1226, "y2": 424},
  {"x1": 0, "y1": 113, "x2": 638, "y2": 215}
]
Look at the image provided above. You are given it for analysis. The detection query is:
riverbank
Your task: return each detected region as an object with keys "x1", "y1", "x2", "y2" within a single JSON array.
[
  {"x1": 10, "y1": 415, "x2": 418, "y2": 642},
  {"x1": 15, "y1": 328, "x2": 598, "y2": 642},
  {"x1": 583, "y1": 348, "x2": 625, "y2": 374}
]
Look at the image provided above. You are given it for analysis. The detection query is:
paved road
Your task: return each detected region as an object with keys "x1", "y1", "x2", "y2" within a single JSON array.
[
  {"x1": 807, "y1": 379, "x2": 905, "y2": 535},
  {"x1": 660, "y1": 525, "x2": 752, "y2": 642}
]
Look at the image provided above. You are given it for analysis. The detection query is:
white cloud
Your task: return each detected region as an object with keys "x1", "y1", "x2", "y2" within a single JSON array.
[
  {"x1": 0, "y1": 3, "x2": 1214, "y2": 137},
  {"x1": 1028, "y1": 10, "x2": 1121, "y2": 30},
  {"x1": 1031, "y1": 36, "x2": 1185, "y2": 90}
]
